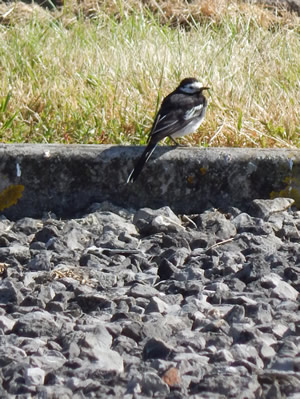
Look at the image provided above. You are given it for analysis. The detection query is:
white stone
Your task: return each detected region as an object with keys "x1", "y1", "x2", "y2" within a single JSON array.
[
  {"x1": 272, "y1": 281, "x2": 298, "y2": 301},
  {"x1": 25, "y1": 367, "x2": 45, "y2": 386}
]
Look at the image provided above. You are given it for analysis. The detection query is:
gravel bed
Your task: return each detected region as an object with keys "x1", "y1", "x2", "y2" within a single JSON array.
[{"x1": 0, "y1": 198, "x2": 299, "y2": 398}]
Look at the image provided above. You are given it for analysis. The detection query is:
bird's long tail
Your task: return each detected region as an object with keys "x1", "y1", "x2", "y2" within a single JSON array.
[{"x1": 126, "y1": 142, "x2": 157, "y2": 183}]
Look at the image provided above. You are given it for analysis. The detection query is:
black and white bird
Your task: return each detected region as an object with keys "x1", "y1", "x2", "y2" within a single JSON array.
[{"x1": 126, "y1": 77, "x2": 209, "y2": 183}]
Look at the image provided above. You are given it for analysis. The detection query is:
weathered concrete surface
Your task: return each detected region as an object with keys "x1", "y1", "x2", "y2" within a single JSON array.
[
  {"x1": 252, "y1": 0, "x2": 300, "y2": 14},
  {"x1": 0, "y1": 144, "x2": 300, "y2": 219}
]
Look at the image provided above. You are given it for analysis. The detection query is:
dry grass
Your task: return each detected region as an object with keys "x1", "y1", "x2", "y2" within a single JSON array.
[{"x1": 0, "y1": 0, "x2": 299, "y2": 147}]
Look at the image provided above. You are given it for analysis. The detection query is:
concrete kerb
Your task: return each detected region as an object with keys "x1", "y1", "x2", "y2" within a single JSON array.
[{"x1": 0, "y1": 144, "x2": 299, "y2": 219}]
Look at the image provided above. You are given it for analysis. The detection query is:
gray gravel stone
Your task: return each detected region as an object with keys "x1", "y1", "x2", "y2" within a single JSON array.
[
  {"x1": 250, "y1": 198, "x2": 295, "y2": 219},
  {"x1": 0, "y1": 314, "x2": 16, "y2": 332},
  {"x1": 145, "y1": 296, "x2": 170, "y2": 314},
  {"x1": 27, "y1": 251, "x2": 52, "y2": 271},
  {"x1": 133, "y1": 206, "x2": 183, "y2": 235},
  {"x1": 13, "y1": 217, "x2": 42, "y2": 235},
  {"x1": 129, "y1": 284, "x2": 160, "y2": 299},
  {"x1": 141, "y1": 371, "x2": 170, "y2": 396},
  {"x1": 261, "y1": 273, "x2": 299, "y2": 301},
  {"x1": 0, "y1": 279, "x2": 24, "y2": 305},
  {"x1": 0, "y1": 344, "x2": 27, "y2": 367},
  {"x1": 12, "y1": 310, "x2": 62, "y2": 338},
  {"x1": 196, "y1": 209, "x2": 237, "y2": 240}
]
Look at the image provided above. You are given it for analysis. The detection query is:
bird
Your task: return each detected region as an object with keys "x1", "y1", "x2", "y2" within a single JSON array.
[{"x1": 126, "y1": 77, "x2": 209, "y2": 184}]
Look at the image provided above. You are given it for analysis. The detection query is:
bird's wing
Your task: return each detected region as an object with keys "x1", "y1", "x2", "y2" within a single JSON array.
[
  {"x1": 183, "y1": 103, "x2": 205, "y2": 120},
  {"x1": 149, "y1": 111, "x2": 192, "y2": 142}
]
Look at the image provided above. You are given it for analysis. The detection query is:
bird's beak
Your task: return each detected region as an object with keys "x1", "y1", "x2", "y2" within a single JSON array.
[{"x1": 201, "y1": 87, "x2": 210, "y2": 91}]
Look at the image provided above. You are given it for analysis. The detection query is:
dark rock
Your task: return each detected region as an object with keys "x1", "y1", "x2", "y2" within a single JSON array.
[
  {"x1": 20, "y1": 295, "x2": 45, "y2": 308},
  {"x1": 143, "y1": 338, "x2": 174, "y2": 361},
  {"x1": 46, "y1": 301, "x2": 65, "y2": 312},
  {"x1": 0, "y1": 280, "x2": 24, "y2": 305},
  {"x1": 12, "y1": 310, "x2": 62, "y2": 338},
  {"x1": 189, "y1": 231, "x2": 214, "y2": 250},
  {"x1": 158, "y1": 258, "x2": 179, "y2": 280},
  {"x1": 230, "y1": 324, "x2": 258, "y2": 345},
  {"x1": 75, "y1": 294, "x2": 115, "y2": 313},
  {"x1": 32, "y1": 225, "x2": 60, "y2": 244},
  {"x1": 284, "y1": 265, "x2": 300, "y2": 282}
]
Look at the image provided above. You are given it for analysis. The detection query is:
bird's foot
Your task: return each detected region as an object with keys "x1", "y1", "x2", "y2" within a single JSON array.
[{"x1": 169, "y1": 136, "x2": 181, "y2": 146}]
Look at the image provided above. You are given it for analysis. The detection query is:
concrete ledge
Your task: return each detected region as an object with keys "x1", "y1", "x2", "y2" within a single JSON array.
[{"x1": 0, "y1": 144, "x2": 299, "y2": 219}]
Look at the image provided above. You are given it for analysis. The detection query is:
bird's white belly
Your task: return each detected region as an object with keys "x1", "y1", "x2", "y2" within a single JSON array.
[{"x1": 171, "y1": 117, "x2": 204, "y2": 138}]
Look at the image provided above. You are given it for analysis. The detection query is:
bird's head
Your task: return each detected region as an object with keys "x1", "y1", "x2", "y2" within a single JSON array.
[{"x1": 178, "y1": 78, "x2": 210, "y2": 94}]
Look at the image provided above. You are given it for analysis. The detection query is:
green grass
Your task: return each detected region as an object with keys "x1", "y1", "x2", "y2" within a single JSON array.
[{"x1": 0, "y1": 0, "x2": 299, "y2": 147}]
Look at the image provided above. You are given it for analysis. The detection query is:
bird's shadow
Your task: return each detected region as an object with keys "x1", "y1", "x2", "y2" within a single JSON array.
[
  {"x1": 124, "y1": 144, "x2": 178, "y2": 181},
  {"x1": 97, "y1": 144, "x2": 182, "y2": 187}
]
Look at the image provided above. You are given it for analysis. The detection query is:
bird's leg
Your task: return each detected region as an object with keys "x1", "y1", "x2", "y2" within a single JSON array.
[{"x1": 169, "y1": 136, "x2": 182, "y2": 146}]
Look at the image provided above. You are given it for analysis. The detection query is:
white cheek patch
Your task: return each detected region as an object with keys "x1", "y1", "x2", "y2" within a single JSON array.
[
  {"x1": 181, "y1": 82, "x2": 202, "y2": 94},
  {"x1": 190, "y1": 82, "x2": 202, "y2": 90}
]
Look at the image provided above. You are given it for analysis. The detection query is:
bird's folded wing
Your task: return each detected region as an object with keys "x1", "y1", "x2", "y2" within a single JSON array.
[
  {"x1": 183, "y1": 104, "x2": 204, "y2": 120},
  {"x1": 149, "y1": 113, "x2": 195, "y2": 141}
]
